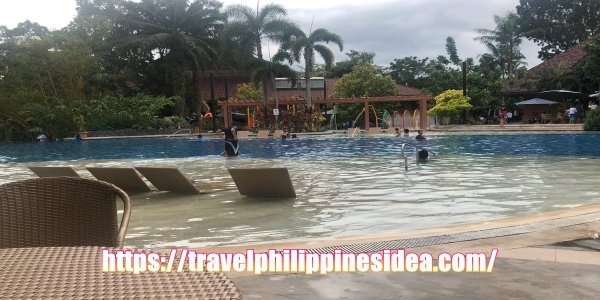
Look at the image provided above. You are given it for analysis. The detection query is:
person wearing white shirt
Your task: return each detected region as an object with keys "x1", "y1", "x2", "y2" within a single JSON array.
[{"x1": 568, "y1": 106, "x2": 578, "y2": 124}]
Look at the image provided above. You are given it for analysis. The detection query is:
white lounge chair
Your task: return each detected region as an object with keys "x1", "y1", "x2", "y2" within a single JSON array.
[
  {"x1": 228, "y1": 168, "x2": 296, "y2": 197},
  {"x1": 87, "y1": 167, "x2": 153, "y2": 194},
  {"x1": 256, "y1": 130, "x2": 270, "y2": 138},
  {"x1": 28, "y1": 166, "x2": 80, "y2": 178},
  {"x1": 347, "y1": 127, "x2": 360, "y2": 137},
  {"x1": 135, "y1": 167, "x2": 201, "y2": 194},
  {"x1": 236, "y1": 131, "x2": 250, "y2": 139}
]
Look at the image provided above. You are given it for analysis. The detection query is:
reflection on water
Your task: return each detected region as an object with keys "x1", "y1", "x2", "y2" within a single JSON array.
[{"x1": 2, "y1": 151, "x2": 599, "y2": 249}]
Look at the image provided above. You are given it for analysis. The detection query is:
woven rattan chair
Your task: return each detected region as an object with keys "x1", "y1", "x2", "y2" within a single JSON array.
[{"x1": 0, "y1": 177, "x2": 131, "y2": 249}]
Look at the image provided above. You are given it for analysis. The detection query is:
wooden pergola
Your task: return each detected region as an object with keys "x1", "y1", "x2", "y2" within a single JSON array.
[{"x1": 220, "y1": 95, "x2": 433, "y2": 129}]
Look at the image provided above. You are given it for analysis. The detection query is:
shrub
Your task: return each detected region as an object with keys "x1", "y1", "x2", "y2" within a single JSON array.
[
  {"x1": 584, "y1": 109, "x2": 600, "y2": 131},
  {"x1": 428, "y1": 89, "x2": 472, "y2": 122}
]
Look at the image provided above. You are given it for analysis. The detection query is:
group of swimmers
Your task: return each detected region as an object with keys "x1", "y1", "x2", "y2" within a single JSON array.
[
  {"x1": 218, "y1": 126, "x2": 431, "y2": 161},
  {"x1": 394, "y1": 128, "x2": 426, "y2": 140}
]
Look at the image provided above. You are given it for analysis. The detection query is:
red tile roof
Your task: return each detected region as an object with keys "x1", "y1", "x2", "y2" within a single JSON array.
[
  {"x1": 501, "y1": 36, "x2": 598, "y2": 94},
  {"x1": 527, "y1": 38, "x2": 595, "y2": 77}
]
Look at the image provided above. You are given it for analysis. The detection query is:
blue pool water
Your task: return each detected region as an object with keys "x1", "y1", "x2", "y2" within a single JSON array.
[{"x1": 1, "y1": 133, "x2": 600, "y2": 163}]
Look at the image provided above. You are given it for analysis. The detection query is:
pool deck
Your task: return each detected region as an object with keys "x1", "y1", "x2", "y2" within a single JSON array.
[
  {"x1": 216, "y1": 203, "x2": 600, "y2": 299},
  {"x1": 430, "y1": 124, "x2": 584, "y2": 132}
]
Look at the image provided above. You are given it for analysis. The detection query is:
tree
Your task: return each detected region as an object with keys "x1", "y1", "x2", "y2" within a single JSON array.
[
  {"x1": 388, "y1": 56, "x2": 429, "y2": 87},
  {"x1": 224, "y1": 3, "x2": 301, "y2": 111},
  {"x1": 281, "y1": 28, "x2": 343, "y2": 108},
  {"x1": 235, "y1": 82, "x2": 262, "y2": 100},
  {"x1": 578, "y1": 39, "x2": 600, "y2": 92},
  {"x1": 333, "y1": 63, "x2": 397, "y2": 98},
  {"x1": 114, "y1": 0, "x2": 224, "y2": 113},
  {"x1": 428, "y1": 90, "x2": 473, "y2": 122},
  {"x1": 325, "y1": 50, "x2": 376, "y2": 78},
  {"x1": 445, "y1": 36, "x2": 461, "y2": 66},
  {"x1": 517, "y1": 0, "x2": 600, "y2": 60},
  {"x1": 475, "y1": 12, "x2": 525, "y2": 78}
]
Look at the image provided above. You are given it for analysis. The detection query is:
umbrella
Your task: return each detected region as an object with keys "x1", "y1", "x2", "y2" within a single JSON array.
[
  {"x1": 515, "y1": 98, "x2": 558, "y2": 105},
  {"x1": 538, "y1": 90, "x2": 583, "y2": 101}
]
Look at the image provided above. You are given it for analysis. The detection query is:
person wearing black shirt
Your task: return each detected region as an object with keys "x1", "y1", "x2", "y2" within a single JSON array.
[{"x1": 219, "y1": 127, "x2": 239, "y2": 156}]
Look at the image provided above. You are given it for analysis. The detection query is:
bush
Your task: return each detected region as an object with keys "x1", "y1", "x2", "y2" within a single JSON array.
[
  {"x1": 584, "y1": 109, "x2": 600, "y2": 131},
  {"x1": 428, "y1": 89, "x2": 472, "y2": 122}
]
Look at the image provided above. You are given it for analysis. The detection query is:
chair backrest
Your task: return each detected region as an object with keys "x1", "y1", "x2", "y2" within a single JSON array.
[
  {"x1": 29, "y1": 166, "x2": 80, "y2": 177},
  {"x1": 257, "y1": 130, "x2": 270, "y2": 138},
  {"x1": 135, "y1": 167, "x2": 201, "y2": 194},
  {"x1": 87, "y1": 167, "x2": 153, "y2": 194},
  {"x1": 0, "y1": 177, "x2": 131, "y2": 249},
  {"x1": 367, "y1": 127, "x2": 382, "y2": 135},
  {"x1": 228, "y1": 168, "x2": 296, "y2": 197},
  {"x1": 236, "y1": 131, "x2": 250, "y2": 139},
  {"x1": 273, "y1": 130, "x2": 284, "y2": 138},
  {"x1": 347, "y1": 127, "x2": 360, "y2": 137}
]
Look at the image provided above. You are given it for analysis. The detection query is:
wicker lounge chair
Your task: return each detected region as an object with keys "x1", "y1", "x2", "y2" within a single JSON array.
[{"x1": 0, "y1": 177, "x2": 131, "y2": 248}]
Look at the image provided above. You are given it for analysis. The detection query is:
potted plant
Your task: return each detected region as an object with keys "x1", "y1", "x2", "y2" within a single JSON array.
[{"x1": 73, "y1": 115, "x2": 88, "y2": 138}]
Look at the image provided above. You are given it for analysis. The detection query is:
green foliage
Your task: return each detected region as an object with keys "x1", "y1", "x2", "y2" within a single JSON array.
[
  {"x1": 235, "y1": 83, "x2": 262, "y2": 100},
  {"x1": 474, "y1": 12, "x2": 525, "y2": 78},
  {"x1": 333, "y1": 63, "x2": 397, "y2": 98},
  {"x1": 325, "y1": 50, "x2": 377, "y2": 78},
  {"x1": 584, "y1": 109, "x2": 600, "y2": 131},
  {"x1": 445, "y1": 37, "x2": 461, "y2": 66},
  {"x1": 278, "y1": 27, "x2": 343, "y2": 107},
  {"x1": 517, "y1": 0, "x2": 600, "y2": 60},
  {"x1": 428, "y1": 90, "x2": 473, "y2": 120},
  {"x1": 579, "y1": 40, "x2": 600, "y2": 91},
  {"x1": 389, "y1": 56, "x2": 429, "y2": 87},
  {"x1": 85, "y1": 95, "x2": 181, "y2": 130}
]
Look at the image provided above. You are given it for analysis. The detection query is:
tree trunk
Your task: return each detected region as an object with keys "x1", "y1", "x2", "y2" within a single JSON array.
[
  {"x1": 256, "y1": 38, "x2": 269, "y2": 126},
  {"x1": 304, "y1": 49, "x2": 312, "y2": 109}
]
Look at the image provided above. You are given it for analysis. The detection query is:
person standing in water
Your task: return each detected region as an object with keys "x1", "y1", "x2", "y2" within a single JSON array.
[{"x1": 219, "y1": 126, "x2": 239, "y2": 157}]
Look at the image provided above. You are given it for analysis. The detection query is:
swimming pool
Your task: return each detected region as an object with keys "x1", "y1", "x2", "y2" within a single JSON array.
[{"x1": 1, "y1": 133, "x2": 599, "y2": 249}]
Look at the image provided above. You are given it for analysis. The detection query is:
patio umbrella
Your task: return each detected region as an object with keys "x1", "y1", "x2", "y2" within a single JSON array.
[
  {"x1": 538, "y1": 90, "x2": 583, "y2": 101},
  {"x1": 514, "y1": 98, "x2": 558, "y2": 105}
]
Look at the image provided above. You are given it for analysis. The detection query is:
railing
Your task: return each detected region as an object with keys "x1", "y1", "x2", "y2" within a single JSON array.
[
  {"x1": 400, "y1": 143, "x2": 420, "y2": 171},
  {"x1": 167, "y1": 128, "x2": 192, "y2": 138}
]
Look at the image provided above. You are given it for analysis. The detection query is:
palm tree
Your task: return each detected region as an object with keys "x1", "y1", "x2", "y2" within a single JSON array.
[
  {"x1": 475, "y1": 12, "x2": 524, "y2": 78},
  {"x1": 116, "y1": 0, "x2": 224, "y2": 113},
  {"x1": 281, "y1": 28, "x2": 343, "y2": 108},
  {"x1": 224, "y1": 3, "x2": 301, "y2": 110}
]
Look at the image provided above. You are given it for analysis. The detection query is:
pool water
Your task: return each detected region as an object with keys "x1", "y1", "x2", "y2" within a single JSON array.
[{"x1": 1, "y1": 133, "x2": 599, "y2": 249}]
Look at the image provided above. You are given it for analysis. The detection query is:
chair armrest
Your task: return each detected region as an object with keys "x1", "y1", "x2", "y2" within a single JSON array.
[{"x1": 111, "y1": 185, "x2": 132, "y2": 248}]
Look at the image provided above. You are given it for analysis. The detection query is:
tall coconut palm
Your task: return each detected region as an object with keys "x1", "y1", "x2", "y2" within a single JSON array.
[
  {"x1": 281, "y1": 28, "x2": 343, "y2": 108},
  {"x1": 475, "y1": 12, "x2": 524, "y2": 78},
  {"x1": 116, "y1": 0, "x2": 224, "y2": 113},
  {"x1": 224, "y1": 3, "x2": 301, "y2": 110}
]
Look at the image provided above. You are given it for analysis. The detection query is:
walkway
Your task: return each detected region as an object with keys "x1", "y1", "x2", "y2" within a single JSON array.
[{"x1": 221, "y1": 204, "x2": 600, "y2": 299}]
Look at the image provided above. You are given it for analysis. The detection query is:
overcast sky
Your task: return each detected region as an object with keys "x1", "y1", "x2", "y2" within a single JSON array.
[{"x1": 0, "y1": 0, "x2": 542, "y2": 68}]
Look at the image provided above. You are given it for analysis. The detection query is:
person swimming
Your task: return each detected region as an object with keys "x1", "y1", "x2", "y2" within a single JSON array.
[{"x1": 415, "y1": 130, "x2": 426, "y2": 140}]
